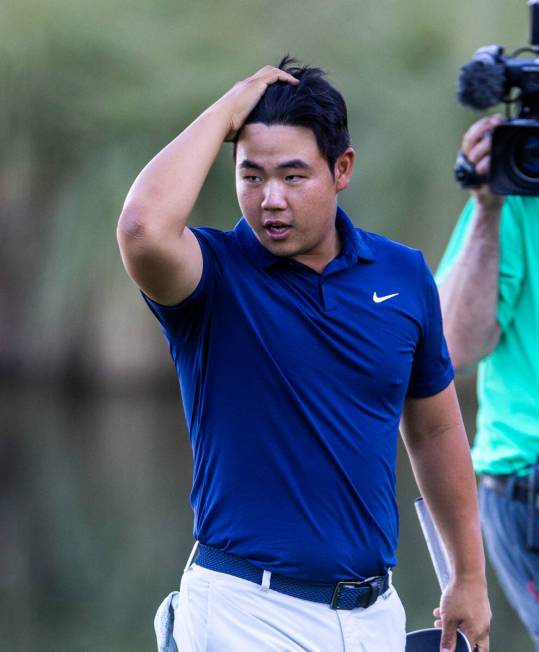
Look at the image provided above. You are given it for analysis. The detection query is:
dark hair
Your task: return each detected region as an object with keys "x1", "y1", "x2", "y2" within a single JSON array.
[{"x1": 234, "y1": 56, "x2": 350, "y2": 174}]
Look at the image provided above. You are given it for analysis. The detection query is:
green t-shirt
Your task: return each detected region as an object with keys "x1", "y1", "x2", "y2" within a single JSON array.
[{"x1": 436, "y1": 195, "x2": 539, "y2": 475}]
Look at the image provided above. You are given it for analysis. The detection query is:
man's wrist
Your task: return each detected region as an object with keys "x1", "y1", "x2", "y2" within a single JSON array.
[
  {"x1": 198, "y1": 101, "x2": 236, "y2": 142},
  {"x1": 472, "y1": 195, "x2": 503, "y2": 233},
  {"x1": 450, "y1": 566, "x2": 488, "y2": 586},
  {"x1": 471, "y1": 188, "x2": 504, "y2": 217}
]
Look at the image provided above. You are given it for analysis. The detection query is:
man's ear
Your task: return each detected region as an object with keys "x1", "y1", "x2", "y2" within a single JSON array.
[{"x1": 334, "y1": 148, "x2": 355, "y2": 192}]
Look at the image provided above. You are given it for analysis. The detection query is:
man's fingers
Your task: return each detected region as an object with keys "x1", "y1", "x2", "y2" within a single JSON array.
[
  {"x1": 223, "y1": 65, "x2": 299, "y2": 140},
  {"x1": 462, "y1": 635, "x2": 488, "y2": 652},
  {"x1": 467, "y1": 625, "x2": 490, "y2": 652},
  {"x1": 460, "y1": 114, "x2": 503, "y2": 191},
  {"x1": 440, "y1": 625, "x2": 489, "y2": 652},
  {"x1": 276, "y1": 71, "x2": 299, "y2": 85},
  {"x1": 472, "y1": 637, "x2": 489, "y2": 652},
  {"x1": 462, "y1": 116, "x2": 494, "y2": 154},
  {"x1": 462, "y1": 114, "x2": 503, "y2": 157},
  {"x1": 252, "y1": 65, "x2": 298, "y2": 87},
  {"x1": 467, "y1": 135, "x2": 492, "y2": 167},
  {"x1": 475, "y1": 155, "x2": 491, "y2": 177},
  {"x1": 440, "y1": 622, "x2": 457, "y2": 652},
  {"x1": 472, "y1": 636, "x2": 490, "y2": 652}
]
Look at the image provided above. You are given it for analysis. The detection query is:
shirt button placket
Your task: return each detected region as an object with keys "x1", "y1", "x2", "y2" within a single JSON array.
[{"x1": 319, "y1": 277, "x2": 336, "y2": 311}]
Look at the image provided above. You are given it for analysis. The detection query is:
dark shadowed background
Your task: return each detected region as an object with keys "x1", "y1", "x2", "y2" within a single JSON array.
[{"x1": 1, "y1": 0, "x2": 533, "y2": 649}]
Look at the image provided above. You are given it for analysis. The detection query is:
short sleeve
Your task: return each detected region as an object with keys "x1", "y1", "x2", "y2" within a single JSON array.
[
  {"x1": 141, "y1": 228, "x2": 221, "y2": 345},
  {"x1": 407, "y1": 254, "x2": 454, "y2": 398}
]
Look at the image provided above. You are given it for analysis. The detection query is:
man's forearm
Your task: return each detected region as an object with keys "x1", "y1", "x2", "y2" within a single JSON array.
[
  {"x1": 439, "y1": 202, "x2": 501, "y2": 370},
  {"x1": 408, "y1": 425, "x2": 491, "y2": 650},
  {"x1": 401, "y1": 386, "x2": 491, "y2": 648},
  {"x1": 402, "y1": 387, "x2": 486, "y2": 579},
  {"x1": 406, "y1": 423, "x2": 485, "y2": 580}
]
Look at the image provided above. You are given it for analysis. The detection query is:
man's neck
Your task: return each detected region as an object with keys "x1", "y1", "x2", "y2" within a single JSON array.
[{"x1": 292, "y1": 228, "x2": 341, "y2": 273}]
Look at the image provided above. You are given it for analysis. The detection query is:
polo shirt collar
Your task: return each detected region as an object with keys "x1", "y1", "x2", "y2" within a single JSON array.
[
  {"x1": 335, "y1": 206, "x2": 375, "y2": 263},
  {"x1": 234, "y1": 206, "x2": 375, "y2": 268}
]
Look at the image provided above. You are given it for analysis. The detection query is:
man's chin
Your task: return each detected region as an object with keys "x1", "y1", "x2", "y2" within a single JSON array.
[{"x1": 261, "y1": 239, "x2": 298, "y2": 258}]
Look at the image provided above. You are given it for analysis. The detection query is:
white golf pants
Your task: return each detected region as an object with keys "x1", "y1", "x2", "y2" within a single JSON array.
[{"x1": 164, "y1": 563, "x2": 406, "y2": 651}]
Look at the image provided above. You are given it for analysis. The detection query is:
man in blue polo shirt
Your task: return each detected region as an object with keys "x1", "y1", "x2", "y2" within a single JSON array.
[{"x1": 117, "y1": 58, "x2": 490, "y2": 651}]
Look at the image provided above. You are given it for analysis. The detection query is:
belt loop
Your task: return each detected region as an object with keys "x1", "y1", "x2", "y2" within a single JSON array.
[
  {"x1": 184, "y1": 541, "x2": 199, "y2": 572},
  {"x1": 261, "y1": 570, "x2": 271, "y2": 591}
]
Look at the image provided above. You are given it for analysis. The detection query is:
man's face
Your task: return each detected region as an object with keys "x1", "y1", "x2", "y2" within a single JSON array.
[{"x1": 235, "y1": 124, "x2": 354, "y2": 271}]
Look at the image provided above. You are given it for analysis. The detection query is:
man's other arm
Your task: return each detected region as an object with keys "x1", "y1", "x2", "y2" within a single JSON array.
[
  {"x1": 438, "y1": 116, "x2": 504, "y2": 370},
  {"x1": 116, "y1": 66, "x2": 298, "y2": 306},
  {"x1": 401, "y1": 383, "x2": 491, "y2": 652}
]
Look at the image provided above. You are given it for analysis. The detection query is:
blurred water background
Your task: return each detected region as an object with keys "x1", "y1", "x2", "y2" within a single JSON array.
[{"x1": 1, "y1": 0, "x2": 534, "y2": 649}]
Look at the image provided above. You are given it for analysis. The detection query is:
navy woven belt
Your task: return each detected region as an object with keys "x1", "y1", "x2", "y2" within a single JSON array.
[{"x1": 195, "y1": 544, "x2": 390, "y2": 610}]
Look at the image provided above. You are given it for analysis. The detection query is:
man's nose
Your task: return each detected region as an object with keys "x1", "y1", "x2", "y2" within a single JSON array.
[{"x1": 261, "y1": 181, "x2": 287, "y2": 210}]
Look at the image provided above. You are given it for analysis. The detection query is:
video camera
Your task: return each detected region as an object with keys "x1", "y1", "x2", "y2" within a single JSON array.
[{"x1": 456, "y1": 0, "x2": 539, "y2": 195}]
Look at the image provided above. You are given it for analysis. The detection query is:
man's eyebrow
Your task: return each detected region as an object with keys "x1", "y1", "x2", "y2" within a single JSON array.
[
  {"x1": 239, "y1": 159, "x2": 264, "y2": 171},
  {"x1": 276, "y1": 159, "x2": 311, "y2": 170},
  {"x1": 238, "y1": 159, "x2": 312, "y2": 172}
]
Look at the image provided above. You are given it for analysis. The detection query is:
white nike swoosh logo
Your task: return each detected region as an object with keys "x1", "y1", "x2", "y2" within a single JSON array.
[{"x1": 372, "y1": 291, "x2": 399, "y2": 303}]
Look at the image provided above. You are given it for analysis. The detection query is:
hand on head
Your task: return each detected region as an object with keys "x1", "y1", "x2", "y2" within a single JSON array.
[{"x1": 219, "y1": 65, "x2": 299, "y2": 142}]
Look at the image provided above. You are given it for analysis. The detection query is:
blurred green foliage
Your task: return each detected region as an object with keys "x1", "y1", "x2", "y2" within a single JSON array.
[{"x1": 0, "y1": 0, "x2": 528, "y2": 384}]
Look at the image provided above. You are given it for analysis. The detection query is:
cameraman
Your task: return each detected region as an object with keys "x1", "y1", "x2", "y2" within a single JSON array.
[{"x1": 437, "y1": 114, "x2": 539, "y2": 650}]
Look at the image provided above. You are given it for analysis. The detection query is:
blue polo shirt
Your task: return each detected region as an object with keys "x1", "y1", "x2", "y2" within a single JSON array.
[{"x1": 143, "y1": 207, "x2": 453, "y2": 582}]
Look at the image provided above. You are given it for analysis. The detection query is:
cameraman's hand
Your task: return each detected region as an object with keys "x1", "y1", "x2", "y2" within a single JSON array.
[
  {"x1": 462, "y1": 115, "x2": 504, "y2": 212},
  {"x1": 212, "y1": 66, "x2": 299, "y2": 141}
]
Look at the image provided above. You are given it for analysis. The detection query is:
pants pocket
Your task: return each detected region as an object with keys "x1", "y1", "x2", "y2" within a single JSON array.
[{"x1": 154, "y1": 591, "x2": 180, "y2": 652}]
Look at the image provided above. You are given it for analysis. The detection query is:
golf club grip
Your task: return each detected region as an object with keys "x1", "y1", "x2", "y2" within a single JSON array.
[{"x1": 414, "y1": 497, "x2": 451, "y2": 591}]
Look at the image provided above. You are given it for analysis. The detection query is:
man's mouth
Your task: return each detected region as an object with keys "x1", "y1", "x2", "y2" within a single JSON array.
[{"x1": 263, "y1": 221, "x2": 292, "y2": 240}]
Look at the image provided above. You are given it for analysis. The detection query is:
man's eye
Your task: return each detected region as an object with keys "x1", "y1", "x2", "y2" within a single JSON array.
[
  {"x1": 243, "y1": 175, "x2": 261, "y2": 182},
  {"x1": 285, "y1": 175, "x2": 304, "y2": 182}
]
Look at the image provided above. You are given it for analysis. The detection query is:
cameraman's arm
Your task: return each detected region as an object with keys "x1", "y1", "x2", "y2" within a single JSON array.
[{"x1": 439, "y1": 116, "x2": 504, "y2": 370}]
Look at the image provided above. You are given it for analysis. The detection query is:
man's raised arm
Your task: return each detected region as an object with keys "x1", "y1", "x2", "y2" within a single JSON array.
[
  {"x1": 116, "y1": 66, "x2": 298, "y2": 305},
  {"x1": 438, "y1": 116, "x2": 504, "y2": 370}
]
